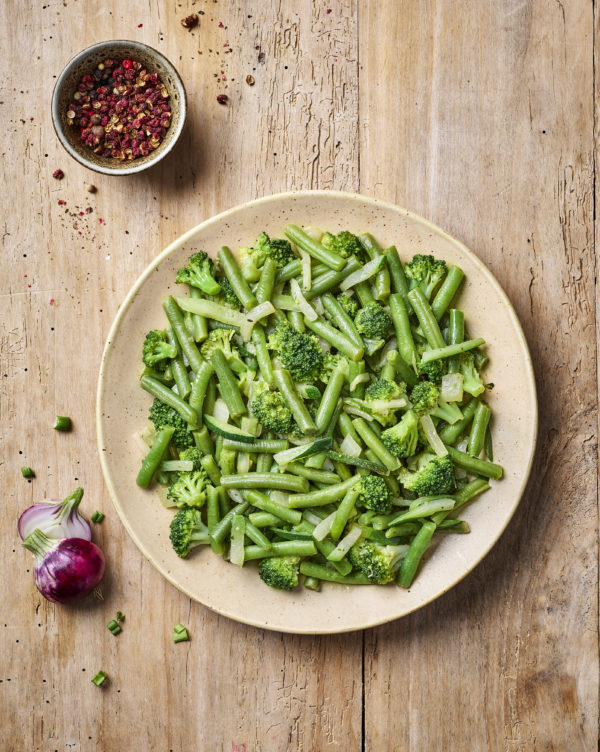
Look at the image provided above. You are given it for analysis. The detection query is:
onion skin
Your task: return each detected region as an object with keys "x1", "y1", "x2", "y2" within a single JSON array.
[{"x1": 23, "y1": 531, "x2": 105, "y2": 604}]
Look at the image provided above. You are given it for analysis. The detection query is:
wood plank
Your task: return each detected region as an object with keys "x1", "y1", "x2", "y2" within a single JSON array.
[
  {"x1": 360, "y1": 1, "x2": 598, "y2": 749},
  {"x1": 0, "y1": 1, "x2": 362, "y2": 750}
]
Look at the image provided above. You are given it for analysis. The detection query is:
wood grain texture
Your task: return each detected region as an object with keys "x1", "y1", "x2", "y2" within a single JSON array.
[{"x1": 0, "y1": 0, "x2": 597, "y2": 750}]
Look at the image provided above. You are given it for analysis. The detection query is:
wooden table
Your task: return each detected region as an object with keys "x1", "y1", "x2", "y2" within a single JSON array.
[{"x1": 2, "y1": 1, "x2": 597, "y2": 749}]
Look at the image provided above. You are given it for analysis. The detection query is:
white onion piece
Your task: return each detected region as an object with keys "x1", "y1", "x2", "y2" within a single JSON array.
[
  {"x1": 132, "y1": 431, "x2": 151, "y2": 456},
  {"x1": 303, "y1": 226, "x2": 324, "y2": 242},
  {"x1": 312, "y1": 296, "x2": 324, "y2": 316},
  {"x1": 269, "y1": 490, "x2": 290, "y2": 507},
  {"x1": 271, "y1": 294, "x2": 300, "y2": 311},
  {"x1": 213, "y1": 398, "x2": 230, "y2": 422},
  {"x1": 441, "y1": 373, "x2": 464, "y2": 402},
  {"x1": 246, "y1": 301, "x2": 275, "y2": 322},
  {"x1": 227, "y1": 489, "x2": 245, "y2": 505},
  {"x1": 237, "y1": 453, "x2": 251, "y2": 474},
  {"x1": 239, "y1": 320, "x2": 255, "y2": 341},
  {"x1": 229, "y1": 519, "x2": 245, "y2": 567},
  {"x1": 299, "y1": 249, "x2": 312, "y2": 290},
  {"x1": 328, "y1": 525, "x2": 362, "y2": 558},
  {"x1": 339, "y1": 256, "x2": 386, "y2": 291},
  {"x1": 340, "y1": 433, "x2": 362, "y2": 457},
  {"x1": 176, "y1": 296, "x2": 246, "y2": 328},
  {"x1": 290, "y1": 279, "x2": 318, "y2": 321},
  {"x1": 368, "y1": 398, "x2": 408, "y2": 412},
  {"x1": 457, "y1": 439, "x2": 469, "y2": 453},
  {"x1": 419, "y1": 415, "x2": 448, "y2": 457},
  {"x1": 160, "y1": 460, "x2": 194, "y2": 472},
  {"x1": 349, "y1": 373, "x2": 370, "y2": 392},
  {"x1": 312, "y1": 511, "x2": 337, "y2": 541}
]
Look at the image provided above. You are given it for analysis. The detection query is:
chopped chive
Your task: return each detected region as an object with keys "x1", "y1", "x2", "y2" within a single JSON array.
[
  {"x1": 91, "y1": 511, "x2": 105, "y2": 523},
  {"x1": 172, "y1": 624, "x2": 190, "y2": 643},
  {"x1": 53, "y1": 416, "x2": 72, "y2": 431},
  {"x1": 107, "y1": 619, "x2": 121, "y2": 635},
  {"x1": 21, "y1": 467, "x2": 35, "y2": 478},
  {"x1": 91, "y1": 670, "x2": 108, "y2": 686}
]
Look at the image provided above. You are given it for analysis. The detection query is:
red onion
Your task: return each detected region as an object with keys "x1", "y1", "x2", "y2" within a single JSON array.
[
  {"x1": 18, "y1": 487, "x2": 91, "y2": 542},
  {"x1": 22, "y1": 528, "x2": 105, "y2": 604}
]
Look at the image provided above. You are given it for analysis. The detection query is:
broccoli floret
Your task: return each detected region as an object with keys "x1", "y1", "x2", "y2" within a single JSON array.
[
  {"x1": 142, "y1": 330, "x2": 177, "y2": 370},
  {"x1": 381, "y1": 409, "x2": 419, "y2": 458},
  {"x1": 337, "y1": 293, "x2": 360, "y2": 319},
  {"x1": 321, "y1": 230, "x2": 366, "y2": 260},
  {"x1": 410, "y1": 380, "x2": 440, "y2": 413},
  {"x1": 319, "y1": 352, "x2": 350, "y2": 382},
  {"x1": 167, "y1": 469, "x2": 212, "y2": 508},
  {"x1": 250, "y1": 384, "x2": 296, "y2": 434},
  {"x1": 365, "y1": 378, "x2": 401, "y2": 402},
  {"x1": 175, "y1": 251, "x2": 221, "y2": 295},
  {"x1": 398, "y1": 454, "x2": 456, "y2": 496},
  {"x1": 179, "y1": 446, "x2": 204, "y2": 470},
  {"x1": 217, "y1": 277, "x2": 242, "y2": 308},
  {"x1": 268, "y1": 321, "x2": 323, "y2": 382},
  {"x1": 169, "y1": 508, "x2": 210, "y2": 558},
  {"x1": 258, "y1": 555, "x2": 301, "y2": 590},
  {"x1": 404, "y1": 254, "x2": 447, "y2": 300},
  {"x1": 460, "y1": 352, "x2": 485, "y2": 397},
  {"x1": 430, "y1": 398, "x2": 463, "y2": 425},
  {"x1": 240, "y1": 232, "x2": 296, "y2": 279},
  {"x1": 149, "y1": 399, "x2": 194, "y2": 448},
  {"x1": 417, "y1": 358, "x2": 446, "y2": 384},
  {"x1": 348, "y1": 540, "x2": 406, "y2": 584},
  {"x1": 200, "y1": 329, "x2": 247, "y2": 373},
  {"x1": 354, "y1": 303, "x2": 393, "y2": 339},
  {"x1": 356, "y1": 475, "x2": 392, "y2": 514}
]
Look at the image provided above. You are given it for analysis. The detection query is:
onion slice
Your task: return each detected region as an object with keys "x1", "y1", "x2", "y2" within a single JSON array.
[
  {"x1": 441, "y1": 373, "x2": 464, "y2": 402},
  {"x1": 340, "y1": 256, "x2": 386, "y2": 291},
  {"x1": 246, "y1": 301, "x2": 275, "y2": 322},
  {"x1": 312, "y1": 511, "x2": 337, "y2": 541},
  {"x1": 290, "y1": 279, "x2": 318, "y2": 322},
  {"x1": 340, "y1": 433, "x2": 362, "y2": 457},
  {"x1": 18, "y1": 488, "x2": 91, "y2": 542},
  {"x1": 419, "y1": 415, "x2": 448, "y2": 457},
  {"x1": 299, "y1": 249, "x2": 312, "y2": 291}
]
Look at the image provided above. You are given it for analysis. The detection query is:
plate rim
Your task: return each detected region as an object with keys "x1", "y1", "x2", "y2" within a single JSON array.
[{"x1": 96, "y1": 189, "x2": 538, "y2": 634}]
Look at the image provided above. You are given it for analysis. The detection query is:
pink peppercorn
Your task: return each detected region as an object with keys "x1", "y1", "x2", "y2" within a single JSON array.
[{"x1": 52, "y1": 169, "x2": 64, "y2": 180}]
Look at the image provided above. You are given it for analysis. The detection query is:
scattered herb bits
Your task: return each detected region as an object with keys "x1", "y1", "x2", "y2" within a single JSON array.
[
  {"x1": 91, "y1": 511, "x2": 105, "y2": 523},
  {"x1": 107, "y1": 619, "x2": 121, "y2": 635},
  {"x1": 115, "y1": 611, "x2": 125, "y2": 622},
  {"x1": 53, "y1": 416, "x2": 72, "y2": 432},
  {"x1": 91, "y1": 670, "x2": 108, "y2": 686},
  {"x1": 172, "y1": 624, "x2": 190, "y2": 643},
  {"x1": 137, "y1": 228, "x2": 503, "y2": 591},
  {"x1": 21, "y1": 467, "x2": 35, "y2": 479}
]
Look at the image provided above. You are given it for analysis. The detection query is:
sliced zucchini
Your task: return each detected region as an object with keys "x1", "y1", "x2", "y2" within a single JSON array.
[
  {"x1": 203, "y1": 414, "x2": 255, "y2": 444},
  {"x1": 273, "y1": 437, "x2": 332, "y2": 465}
]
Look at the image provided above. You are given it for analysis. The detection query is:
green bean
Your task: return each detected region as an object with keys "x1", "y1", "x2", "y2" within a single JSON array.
[
  {"x1": 295, "y1": 520, "x2": 352, "y2": 575},
  {"x1": 222, "y1": 438, "x2": 288, "y2": 453},
  {"x1": 210, "y1": 501, "x2": 250, "y2": 545},
  {"x1": 163, "y1": 296, "x2": 206, "y2": 374},
  {"x1": 204, "y1": 378, "x2": 217, "y2": 416},
  {"x1": 385, "y1": 522, "x2": 421, "y2": 539},
  {"x1": 347, "y1": 360, "x2": 367, "y2": 397},
  {"x1": 287, "y1": 475, "x2": 359, "y2": 508},
  {"x1": 140, "y1": 373, "x2": 198, "y2": 425},
  {"x1": 193, "y1": 427, "x2": 214, "y2": 455},
  {"x1": 248, "y1": 511, "x2": 280, "y2": 527},
  {"x1": 389, "y1": 498, "x2": 454, "y2": 526},
  {"x1": 407, "y1": 288, "x2": 446, "y2": 349},
  {"x1": 321, "y1": 293, "x2": 363, "y2": 349},
  {"x1": 473, "y1": 347, "x2": 489, "y2": 370},
  {"x1": 275, "y1": 259, "x2": 302, "y2": 285},
  {"x1": 209, "y1": 350, "x2": 246, "y2": 418},
  {"x1": 303, "y1": 257, "x2": 362, "y2": 300},
  {"x1": 218, "y1": 246, "x2": 258, "y2": 309},
  {"x1": 299, "y1": 561, "x2": 372, "y2": 584},
  {"x1": 165, "y1": 326, "x2": 191, "y2": 399},
  {"x1": 381, "y1": 362, "x2": 395, "y2": 381},
  {"x1": 339, "y1": 413, "x2": 361, "y2": 444},
  {"x1": 397, "y1": 520, "x2": 436, "y2": 588},
  {"x1": 314, "y1": 362, "x2": 347, "y2": 434},
  {"x1": 286, "y1": 463, "x2": 340, "y2": 484},
  {"x1": 136, "y1": 426, "x2": 175, "y2": 488},
  {"x1": 312, "y1": 262, "x2": 330, "y2": 276},
  {"x1": 330, "y1": 486, "x2": 360, "y2": 542},
  {"x1": 352, "y1": 418, "x2": 400, "y2": 472},
  {"x1": 218, "y1": 486, "x2": 232, "y2": 516},
  {"x1": 484, "y1": 424, "x2": 494, "y2": 461},
  {"x1": 445, "y1": 445, "x2": 503, "y2": 479},
  {"x1": 141, "y1": 367, "x2": 172, "y2": 385},
  {"x1": 420, "y1": 338, "x2": 485, "y2": 364},
  {"x1": 333, "y1": 460, "x2": 352, "y2": 481},
  {"x1": 468, "y1": 403, "x2": 491, "y2": 457},
  {"x1": 386, "y1": 350, "x2": 418, "y2": 387},
  {"x1": 383, "y1": 246, "x2": 412, "y2": 311},
  {"x1": 288, "y1": 310, "x2": 305, "y2": 332},
  {"x1": 206, "y1": 486, "x2": 224, "y2": 553},
  {"x1": 360, "y1": 233, "x2": 390, "y2": 301},
  {"x1": 447, "y1": 309, "x2": 465, "y2": 373},
  {"x1": 304, "y1": 576, "x2": 321, "y2": 591},
  {"x1": 244, "y1": 520, "x2": 272, "y2": 549},
  {"x1": 255, "y1": 258, "x2": 278, "y2": 303},
  {"x1": 251, "y1": 325, "x2": 274, "y2": 387},
  {"x1": 221, "y1": 472, "x2": 309, "y2": 493},
  {"x1": 304, "y1": 318, "x2": 363, "y2": 361},
  {"x1": 431, "y1": 265, "x2": 464, "y2": 320},
  {"x1": 285, "y1": 225, "x2": 345, "y2": 271},
  {"x1": 219, "y1": 447, "x2": 237, "y2": 475},
  {"x1": 438, "y1": 398, "x2": 479, "y2": 445},
  {"x1": 389, "y1": 293, "x2": 417, "y2": 367},
  {"x1": 273, "y1": 368, "x2": 317, "y2": 435},
  {"x1": 189, "y1": 287, "x2": 208, "y2": 342},
  {"x1": 432, "y1": 478, "x2": 490, "y2": 525},
  {"x1": 244, "y1": 539, "x2": 317, "y2": 560},
  {"x1": 256, "y1": 452, "x2": 273, "y2": 473},
  {"x1": 200, "y1": 454, "x2": 221, "y2": 485},
  {"x1": 240, "y1": 489, "x2": 303, "y2": 523},
  {"x1": 355, "y1": 281, "x2": 375, "y2": 306},
  {"x1": 188, "y1": 360, "x2": 214, "y2": 418}
]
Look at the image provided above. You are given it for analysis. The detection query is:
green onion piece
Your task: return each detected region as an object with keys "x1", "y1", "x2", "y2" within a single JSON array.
[
  {"x1": 21, "y1": 467, "x2": 35, "y2": 478},
  {"x1": 91, "y1": 670, "x2": 108, "y2": 686},
  {"x1": 172, "y1": 624, "x2": 190, "y2": 643},
  {"x1": 115, "y1": 611, "x2": 125, "y2": 622},
  {"x1": 91, "y1": 511, "x2": 105, "y2": 523},
  {"x1": 107, "y1": 619, "x2": 121, "y2": 635},
  {"x1": 53, "y1": 416, "x2": 72, "y2": 432}
]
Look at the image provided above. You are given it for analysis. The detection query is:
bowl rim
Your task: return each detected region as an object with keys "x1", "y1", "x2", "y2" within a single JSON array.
[
  {"x1": 51, "y1": 39, "x2": 187, "y2": 176},
  {"x1": 96, "y1": 189, "x2": 538, "y2": 633}
]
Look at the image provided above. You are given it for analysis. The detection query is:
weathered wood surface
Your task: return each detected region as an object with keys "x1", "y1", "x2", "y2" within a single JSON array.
[{"x1": 1, "y1": 1, "x2": 596, "y2": 750}]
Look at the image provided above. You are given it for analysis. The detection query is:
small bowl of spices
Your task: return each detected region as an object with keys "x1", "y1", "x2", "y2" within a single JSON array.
[{"x1": 52, "y1": 40, "x2": 186, "y2": 175}]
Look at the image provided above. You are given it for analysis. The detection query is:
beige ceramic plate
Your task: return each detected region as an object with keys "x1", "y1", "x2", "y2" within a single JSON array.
[{"x1": 97, "y1": 190, "x2": 537, "y2": 634}]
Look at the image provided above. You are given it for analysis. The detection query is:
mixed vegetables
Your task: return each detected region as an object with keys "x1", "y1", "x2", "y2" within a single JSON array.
[{"x1": 136, "y1": 226, "x2": 503, "y2": 591}]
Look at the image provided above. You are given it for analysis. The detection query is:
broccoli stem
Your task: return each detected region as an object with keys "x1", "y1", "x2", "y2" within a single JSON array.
[
  {"x1": 397, "y1": 520, "x2": 437, "y2": 588},
  {"x1": 352, "y1": 418, "x2": 400, "y2": 472},
  {"x1": 420, "y1": 337, "x2": 485, "y2": 364},
  {"x1": 438, "y1": 397, "x2": 479, "y2": 445},
  {"x1": 218, "y1": 246, "x2": 258, "y2": 309},
  {"x1": 222, "y1": 438, "x2": 288, "y2": 453},
  {"x1": 299, "y1": 561, "x2": 372, "y2": 585},
  {"x1": 360, "y1": 234, "x2": 390, "y2": 301},
  {"x1": 407, "y1": 287, "x2": 446, "y2": 349},
  {"x1": 447, "y1": 309, "x2": 465, "y2": 373},
  {"x1": 303, "y1": 257, "x2": 362, "y2": 300},
  {"x1": 136, "y1": 426, "x2": 175, "y2": 488},
  {"x1": 321, "y1": 293, "x2": 364, "y2": 349},
  {"x1": 140, "y1": 373, "x2": 198, "y2": 425},
  {"x1": 188, "y1": 360, "x2": 214, "y2": 421},
  {"x1": 445, "y1": 445, "x2": 503, "y2": 480},
  {"x1": 330, "y1": 486, "x2": 361, "y2": 542},
  {"x1": 244, "y1": 539, "x2": 317, "y2": 560},
  {"x1": 287, "y1": 475, "x2": 360, "y2": 509},
  {"x1": 314, "y1": 362, "x2": 347, "y2": 434},
  {"x1": 273, "y1": 368, "x2": 317, "y2": 436},
  {"x1": 210, "y1": 501, "x2": 250, "y2": 545},
  {"x1": 209, "y1": 350, "x2": 246, "y2": 418},
  {"x1": 285, "y1": 225, "x2": 346, "y2": 271},
  {"x1": 221, "y1": 472, "x2": 309, "y2": 493},
  {"x1": 389, "y1": 293, "x2": 417, "y2": 368},
  {"x1": 255, "y1": 258, "x2": 278, "y2": 304},
  {"x1": 304, "y1": 318, "x2": 363, "y2": 361},
  {"x1": 431, "y1": 265, "x2": 465, "y2": 321},
  {"x1": 383, "y1": 246, "x2": 412, "y2": 312},
  {"x1": 468, "y1": 402, "x2": 491, "y2": 458}
]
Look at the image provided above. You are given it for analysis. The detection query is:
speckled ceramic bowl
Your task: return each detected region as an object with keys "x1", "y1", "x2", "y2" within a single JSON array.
[
  {"x1": 51, "y1": 40, "x2": 186, "y2": 176},
  {"x1": 97, "y1": 191, "x2": 538, "y2": 634}
]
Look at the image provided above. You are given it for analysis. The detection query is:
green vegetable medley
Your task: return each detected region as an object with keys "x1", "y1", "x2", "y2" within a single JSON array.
[{"x1": 136, "y1": 226, "x2": 503, "y2": 591}]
